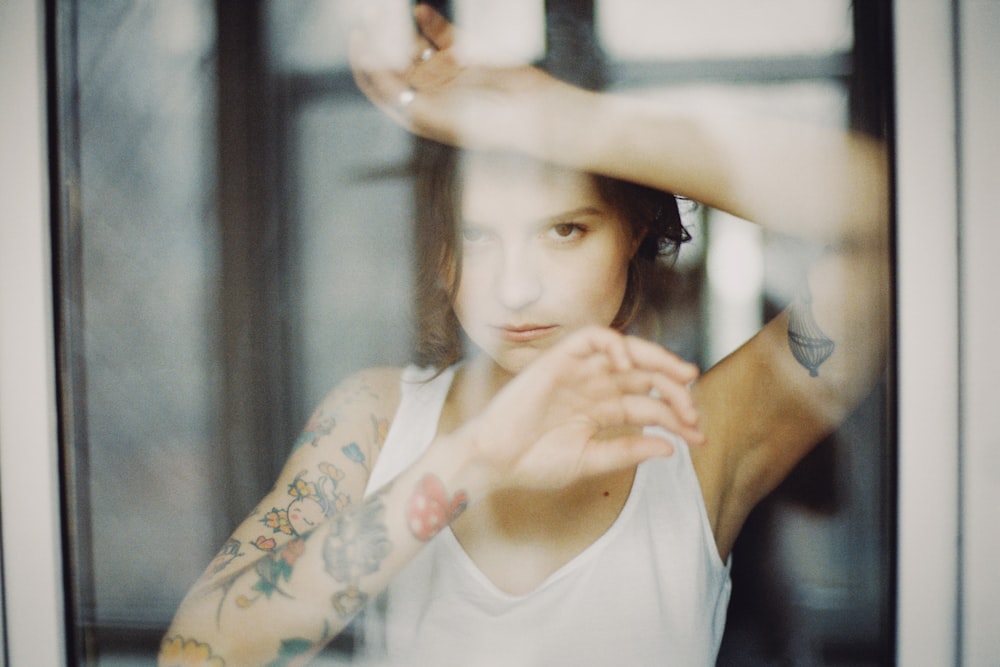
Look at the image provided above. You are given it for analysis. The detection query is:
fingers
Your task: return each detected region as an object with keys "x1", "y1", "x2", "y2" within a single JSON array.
[
  {"x1": 558, "y1": 326, "x2": 698, "y2": 382},
  {"x1": 352, "y1": 0, "x2": 420, "y2": 71},
  {"x1": 350, "y1": 4, "x2": 464, "y2": 131},
  {"x1": 612, "y1": 370, "x2": 701, "y2": 432},
  {"x1": 349, "y1": 32, "x2": 398, "y2": 98},
  {"x1": 414, "y1": 3, "x2": 455, "y2": 52},
  {"x1": 349, "y1": 32, "x2": 419, "y2": 126},
  {"x1": 623, "y1": 335, "x2": 700, "y2": 385},
  {"x1": 350, "y1": 2, "x2": 456, "y2": 81},
  {"x1": 577, "y1": 432, "x2": 676, "y2": 478},
  {"x1": 590, "y1": 392, "x2": 704, "y2": 446},
  {"x1": 554, "y1": 327, "x2": 700, "y2": 409},
  {"x1": 545, "y1": 327, "x2": 704, "y2": 443},
  {"x1": 559, "y1": 326, "x2": 634, "y2": 372}
]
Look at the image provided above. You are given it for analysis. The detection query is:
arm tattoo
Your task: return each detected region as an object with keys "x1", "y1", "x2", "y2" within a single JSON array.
[
  {"x1": 291, "y1": 413, "x2": 336, "y2": 451},
  {"x1": 160, "y1": 635, "x2": 226, "y2": 667},
  {"x1": 406, "y1": 474, "x2": 468, "y2": 542},
  {"x1": 207, "y1": 539, "x2": 244, "y2": 576},
  {"x1": 264, "y1": 621, "x2": 332, "y2": 667},
  {"x1": 787, "y1": 288, "x2": 835, "y2": 377},
  {"x1": 341, "y1": 442, "x2": 370, "y2": 472},
  {"x1": 232, "y1": 537, "x2": 309, "y2": 611},
  {"x1": 322, "y1": 497, "x2": 392, "y2": 617}
]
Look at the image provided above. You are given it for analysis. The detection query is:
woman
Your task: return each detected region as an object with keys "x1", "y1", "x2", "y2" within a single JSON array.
[{"x1": 160, "y1": 5, "x2": 889, "y2": 666}]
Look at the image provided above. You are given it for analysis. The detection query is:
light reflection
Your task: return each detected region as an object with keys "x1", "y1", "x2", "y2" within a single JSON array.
[
  {"x1": 705, "y1": 211, "x2": 764, "y2": 364},
  {"x1": 453, "y1": 0, "x2": 545, "y2": 66}
]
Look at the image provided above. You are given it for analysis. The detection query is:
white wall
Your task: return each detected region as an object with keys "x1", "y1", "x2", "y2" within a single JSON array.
[
  {"x1": 957, "y1": 1, "x2": 1000, "y2": 664},
  {"x1": 894, "y1": 1, "x2": 1000, "y2": 665},
  {"x1": 0, "y1": 1, "x2": 67, "y2": 665}
]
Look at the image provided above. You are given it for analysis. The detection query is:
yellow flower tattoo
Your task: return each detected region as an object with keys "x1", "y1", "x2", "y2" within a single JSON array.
[{"x1": 159, "y1": 635, "x2": 225, "y2": 667}]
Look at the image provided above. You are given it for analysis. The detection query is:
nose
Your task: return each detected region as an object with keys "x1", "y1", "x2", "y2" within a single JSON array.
[{"x1": 494, "y1": 246, "x2": 542, "y2": 311}]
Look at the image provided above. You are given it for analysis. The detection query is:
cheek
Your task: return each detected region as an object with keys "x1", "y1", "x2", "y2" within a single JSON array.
[
  {"x1": 538, "y1": 245, "x2": 629, "y2": 327},
  {"x1": 579, "y1": 254, "x2": 631, "y2": 323},
  {"x1": 451, "y1": 268, "x2": 478, "y2": 325},
  {"x1": 452, "y1": 252, "x2": 495, "y2": 316},
  {"x1": 589, "y1": 231, "x2": 634, "y2": 285}
]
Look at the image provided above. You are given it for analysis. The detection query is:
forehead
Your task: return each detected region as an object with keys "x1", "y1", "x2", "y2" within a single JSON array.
[{"x1": 459, "y1": 153, "x2": 603, "y2": 223}]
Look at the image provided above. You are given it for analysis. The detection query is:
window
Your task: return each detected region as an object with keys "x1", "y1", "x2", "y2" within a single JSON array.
[{"x1": 4, "y1": 1, "x2": 997, "y2": 665}]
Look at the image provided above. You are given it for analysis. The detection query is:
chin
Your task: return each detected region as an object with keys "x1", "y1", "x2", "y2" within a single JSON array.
[{"x1": 476, "y1": 344, "x2": 542, "y2": 377}]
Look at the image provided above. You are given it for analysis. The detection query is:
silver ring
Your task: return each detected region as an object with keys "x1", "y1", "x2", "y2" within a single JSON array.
[
  {"x1": 417, "y1": 47, "x2": 435, "y2": 63},
  {"x1": 397, "y1": 88, "x2": 416, "y2": 112}
]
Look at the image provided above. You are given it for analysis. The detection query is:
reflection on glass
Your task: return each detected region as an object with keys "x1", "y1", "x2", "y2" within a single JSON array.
[{"x1": 55, "y1": 1, "x2": 892, "y2": 665}]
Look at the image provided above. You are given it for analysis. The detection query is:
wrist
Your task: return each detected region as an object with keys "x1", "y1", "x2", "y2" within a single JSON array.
[
  {"x1": 427, "y1": 420, "x2": 500, "y2": 504},
  {"x1": 399, "y1": 421, "x2": 495, "y2": 541}
]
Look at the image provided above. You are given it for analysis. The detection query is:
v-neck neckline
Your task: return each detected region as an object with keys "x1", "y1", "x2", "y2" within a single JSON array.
[{"x1": 440, "y1": 462, "x2": 648, "y2": 600}]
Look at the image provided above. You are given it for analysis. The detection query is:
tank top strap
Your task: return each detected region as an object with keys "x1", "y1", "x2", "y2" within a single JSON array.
[{"x1": 363, "y1": 365, "x2": 457, "y2": 497}]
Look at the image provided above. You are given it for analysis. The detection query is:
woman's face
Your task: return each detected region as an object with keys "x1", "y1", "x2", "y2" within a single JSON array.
[{"x1": 452, "y1": 154, "x2": 637, "y2": 375}]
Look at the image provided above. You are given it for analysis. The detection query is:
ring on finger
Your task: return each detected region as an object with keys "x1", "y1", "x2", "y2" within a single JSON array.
[
  {"x1": 416, "y1": 46, "x2": 435, "y2": 63},
  {"x1": 396, "y1": 87, "x2": 416, "y2": 112}
]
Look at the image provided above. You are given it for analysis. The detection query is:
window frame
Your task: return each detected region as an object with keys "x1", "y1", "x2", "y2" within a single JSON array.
[
  {"x1": 0, "y1": 1, "x2": 67, "y2": 665},
  {"x1": 892, "y1": 1, "x2": 961, "y2": 664}
]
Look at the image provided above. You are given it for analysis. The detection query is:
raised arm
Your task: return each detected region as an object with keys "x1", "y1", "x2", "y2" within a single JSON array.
[
  {"x1": 351, "y1": 4, "x2": 888, "y2": 243},
  {"x1": 351, "y1": 4, "x2": 890, "y2": 559},
  {"x1": 160, "y1": 367, "x2": 406, "y2": 664},
  {"x1": 161, "y1": 330, "x2": 704, "y2": 666},
  {"x1": 160, "y1": 366, "x2": 491, "y2": 665}
]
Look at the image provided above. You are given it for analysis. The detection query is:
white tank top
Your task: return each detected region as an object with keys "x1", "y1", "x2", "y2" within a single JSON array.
[{"x1": 361, "y1": 365, "x2": 731, "y2": 666}]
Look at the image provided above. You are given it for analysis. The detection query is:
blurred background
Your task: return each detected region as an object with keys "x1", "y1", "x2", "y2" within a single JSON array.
[{"x1": 49, "y1": 0, "x2": 893, "y2": 664}]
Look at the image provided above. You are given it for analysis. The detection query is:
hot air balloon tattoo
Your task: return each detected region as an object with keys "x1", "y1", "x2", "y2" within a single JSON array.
[{"x1": 787, "y1": 289, "x2": 835, "y2": 377}]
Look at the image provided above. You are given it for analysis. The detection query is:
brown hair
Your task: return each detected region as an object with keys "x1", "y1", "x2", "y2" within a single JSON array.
[{"x1": 409, "y1": 139, "x2": 691, "y2": 370}]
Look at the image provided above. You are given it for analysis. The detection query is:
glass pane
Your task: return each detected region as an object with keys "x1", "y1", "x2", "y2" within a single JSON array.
[
  {"x1": 55, "y1": 1, "x2": 221, "y2": 663},
  {"x1": 54, "y1": 1, "x2": 894, "y2": 665},
  {"x1": 292, "y1": 98, "x2": 414, "y2": 409},
  {"x1": 597, "y1": 0, "x2": 853, "y2": 59}
]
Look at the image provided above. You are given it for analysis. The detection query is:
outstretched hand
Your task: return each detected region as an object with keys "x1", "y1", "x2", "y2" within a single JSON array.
[
  {"x1": 465, "y1": 327, "x2": 704, "y2": 493},
  {"x1": 350, "y1": 3, "x2": 584, "y2": 154}
]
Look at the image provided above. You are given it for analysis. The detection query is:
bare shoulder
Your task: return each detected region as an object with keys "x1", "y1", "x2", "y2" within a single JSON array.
[
  {"x1": 191, "y1": 367, "x2": 405, "y2": 591},
  {"x1": 257, "y1": 366, "x2": 404, "y2": 525},
  {"x1": 266, "y1": 366, "x2": 406, "y2": 504},
  {"x1": 293, "y1": 366, "x2": 404, "y2": 459},
  {"x1": 313, "y1": 366, "x2": 403, "y2": 423}
]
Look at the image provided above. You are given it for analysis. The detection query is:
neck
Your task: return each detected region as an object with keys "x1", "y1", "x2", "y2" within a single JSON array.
[{"x1": 466, "y1": 353, "x2": 515, "y2": 398}]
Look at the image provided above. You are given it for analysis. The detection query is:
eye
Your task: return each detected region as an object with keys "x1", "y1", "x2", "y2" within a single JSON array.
[
  {"x1": 548, "y1": 222, "x2": 586, "y2": 241},
  {"x1": 461, "y1": 226, "x2": 489, "y2": 244}
]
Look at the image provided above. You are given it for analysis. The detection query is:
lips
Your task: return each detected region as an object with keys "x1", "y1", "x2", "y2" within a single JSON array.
[{"x1": 494, "y1": 324, "x2": 558, "y2": 343}]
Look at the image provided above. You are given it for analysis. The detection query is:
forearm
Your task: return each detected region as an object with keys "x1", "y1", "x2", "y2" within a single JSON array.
[
  {"x1": 355, "y1": 4, "x2": 888, "y2": 243},
  {"x1": 161, "y1": 429, "x2": 485, "y2": 667},
  {"x1": 514, "y1": 85, "x2": 889, "y2": 243}
]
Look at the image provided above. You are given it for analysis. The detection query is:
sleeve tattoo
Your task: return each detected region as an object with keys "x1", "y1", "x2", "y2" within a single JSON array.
[
  {"x1": 318, "y1": 475, "x2": 467, "y2": 616},
  {"x1": 322, "y1": 497, "x2": 392, "y2": 617}
]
